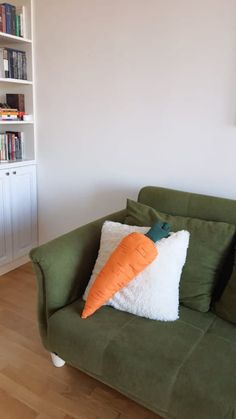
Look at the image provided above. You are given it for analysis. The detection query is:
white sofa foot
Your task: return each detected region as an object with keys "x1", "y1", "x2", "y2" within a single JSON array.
[{"x1": 50, "y1": 352, "x2": 66, "y2": 368}]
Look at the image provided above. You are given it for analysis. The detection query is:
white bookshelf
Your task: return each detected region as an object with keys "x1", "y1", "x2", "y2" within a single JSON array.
[
  {"x1": 0, "y1": 0, "x2": 37, "y2": 276},
  {"x1": 0, "y1": 0, "x2": 35, "y2": 165}
]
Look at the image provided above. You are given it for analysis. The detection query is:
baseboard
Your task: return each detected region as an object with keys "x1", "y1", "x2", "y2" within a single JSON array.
[{"x1": 0, "y1": 255, "x2": 30, "y2": 276}]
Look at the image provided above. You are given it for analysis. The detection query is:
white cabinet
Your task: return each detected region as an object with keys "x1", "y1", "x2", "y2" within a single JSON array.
[
  {"x1": 11, "y1": 165, "x2": 37, "y2": 259},
  {"x1": 0, "y1": 164, "x2": 37, "y2": 272},
  {"x1": 0, "y1": 171, "x2": 12, "y2": 265}
]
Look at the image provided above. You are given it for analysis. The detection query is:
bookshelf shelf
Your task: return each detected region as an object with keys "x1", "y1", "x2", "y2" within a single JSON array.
[
  {"x1": 0, "y1": 78, "x2": 33, "y2": 85},
  {"x1": 0, "y1": 120, "x2": 34, "y2": 125},
  {"x1": 0, "y1": 158, "x2": 36, "y2": 168},
  {"x1": 0, "y1": 31, "x2": 32, "y2": 44}
]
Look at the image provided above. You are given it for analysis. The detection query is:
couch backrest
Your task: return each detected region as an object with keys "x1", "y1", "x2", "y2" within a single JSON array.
[
  {"x1": 138, "y1": 186, "x2": 236, "y2": 226},
  {"x1": 138, "y1": 186, "x2": 236, "y2": 299}
]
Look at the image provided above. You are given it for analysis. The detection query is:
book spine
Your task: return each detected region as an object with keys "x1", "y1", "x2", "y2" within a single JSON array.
[
  {"x1": 20, "y1": 11, "x2": 23, "y2": 37},
  {"x1": 1, "y1": 5, "x2": 6, "y2": 33},
  {"x1": 7, "y1": 133, "x2": 11, "y2": 160},
  {"x1": 21, "y1": 6, "x2": 26, "y2": 38},
  {"x1": 12, "y1": 134, "x2": 16, "y2": 160},
  {"x1": 3, "y1": 48, "x2": 9, "y2": 77},
  {"x1": 15, "y1": 134, "x2": 19, "y2": 160},
  {"x1": 12, "y1": 50, "x2": 17, "y2": 79},
  {"x1": 5, "y1": 133, "x2": 8, "y2": 160},
  {"x1": 0, "y1": 47, "x2": 4, "y2": 78},
  {"x1": 15, "y1": 14, "x2": 20, "y2": 37},
  {"x1": 16, "y1": 6, "x2": 26, "y2": 38},
  {"x1": 22, "y1": 52, "x2": 27, "y2": 80},
  {"x1": 4, "y1": 134, "x2": 6, "y2": 160},
  {"x1": 19, "y1": 51, "x2": 22, "y2": 79},
  {"x1": 1, "y1": 134, "x2": 4, "y2": 160},
  {"x1": 11, "y1": 5, "x2": 16, "y2": 35},
  {"x1": 0, "y1": 134, "x2": 4, "y2": 161},
  {"x1": 19, "y1": 94, "x2": 25, "y2": 112},
  {"x1": 20, "y1": 132, "x2": 24, "y2": 159},
  {"x1": 7, "y1": 48, "x2": 13, "y2": 78},
  {"x1": 4, "y1": 4, "x2": 12, "y2": 34},
  {"x1": 18, "y1": 13, "x2": 22, "y2": 37},
  {"x1": 0, "y1": 134, "x2": 3, "y2": 161},
  {"x1": 0, "y1": 134, "x2": 2, "y2": 161},
  {"x1": 0, "y1": 6, "x2": 3, "y2": 32},
  {"x1": 19, "y1": 133, "x2": 22, "y2": 160}
]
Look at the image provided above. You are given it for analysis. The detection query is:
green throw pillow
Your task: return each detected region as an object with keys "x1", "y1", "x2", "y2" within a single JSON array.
[
  {"x1": 214, "y1": 248, "x2": 236, "y2": 324},
  {"x1": 125, "y1": 199, "x2": 235, "y2": 312}
]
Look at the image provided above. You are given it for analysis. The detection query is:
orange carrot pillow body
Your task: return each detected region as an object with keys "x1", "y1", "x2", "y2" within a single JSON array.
[{"x1": 81, "y1": 221, "x2": 170, "y2": 319}]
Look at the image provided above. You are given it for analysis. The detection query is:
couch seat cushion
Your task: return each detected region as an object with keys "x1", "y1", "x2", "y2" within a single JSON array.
[{"x1": 48, "y1": 300, "x2": 236, "y2": 419}]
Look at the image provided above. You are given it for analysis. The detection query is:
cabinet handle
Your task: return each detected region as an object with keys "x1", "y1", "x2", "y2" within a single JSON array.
[
  {"x1": 13, "y1": 171, "x2": 16, "y2": 175},
  {"x1": 5, "y1": 172, "x2": 10, "y2": 176}
]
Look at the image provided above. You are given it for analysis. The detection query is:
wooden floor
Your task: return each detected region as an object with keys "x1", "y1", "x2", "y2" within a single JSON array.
[{"x1": 0, "y1": 263, "x2": 161, "y2": 419}]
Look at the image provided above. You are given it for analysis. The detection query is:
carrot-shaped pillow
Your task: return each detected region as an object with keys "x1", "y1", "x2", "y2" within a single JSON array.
[{"x1": 81, "y1": 221, "x2": 171, "y2": 319}]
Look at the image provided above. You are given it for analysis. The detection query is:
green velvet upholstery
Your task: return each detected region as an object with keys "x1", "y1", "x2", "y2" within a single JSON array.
[
  {"x1": 215, "y1": 247, "x2": 236, "y2": 324},
  {"x1": 30, "y1": 186, "x2": 236, "y2": 419},
  {"x1": 125, "y1": 199, "x2": 235, "y2": 312},
  {"x1": 48, "y1": 299, "x2": 236, "y2": 419},
  {"x1": 30, "y1": 210, "x2": 126, "y2": 348},
  {"x1": 138, "y1": 186, "x2": 236, "y2": 225}
]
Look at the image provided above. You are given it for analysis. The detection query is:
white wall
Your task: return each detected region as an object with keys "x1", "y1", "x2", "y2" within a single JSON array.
[{"x1": 35, "y1": 0, "x2": 236, "y2": 244}]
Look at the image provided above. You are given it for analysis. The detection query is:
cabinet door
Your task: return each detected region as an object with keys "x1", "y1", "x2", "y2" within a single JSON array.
[
  {"x1": 10, "y1": 165, "x2": 38, "y2": 260},
  {"x1": 0, "y1": 170, "x2": 12, "y2": 266}
]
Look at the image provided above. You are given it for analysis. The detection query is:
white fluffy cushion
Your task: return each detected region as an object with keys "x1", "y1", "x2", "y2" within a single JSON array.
[{"x1": 83, "y1": 221, "x2": 190, "y2": 321}]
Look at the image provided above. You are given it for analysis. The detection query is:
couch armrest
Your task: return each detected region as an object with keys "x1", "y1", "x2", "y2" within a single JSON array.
[{"x1": 30, "y1": 209, "x2": 126, "y2": 348}]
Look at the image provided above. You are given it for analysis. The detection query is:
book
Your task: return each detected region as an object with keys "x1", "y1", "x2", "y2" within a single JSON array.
[
  {"x1": 22, "y1": 50, "x2": 27, "y2": 79},
  {"x1": 0, "y1": 47, "x2": 4, "y2": 78},
  {"x1": 6, "y1": 94, "x2": 25, "y2": 113},
  {"x1": 7, "y1": 47, "x2": 13, "y2": 77},
  {"x1": 0, "y1": 5, "x2": 6, "y2": 32},
  {"x1": 0, "y1": 5, "x2": 3, "y2": 32},
  {"x1": 3, "y1": 47, "x2": 8, "y2": 77},
  {"x1": 15, "y1": 13, "x2": 20, "y2": 37},
  {"x1": 2, "y1": 3, "x2": 12, "y2": 34},
  {"x1": 0, "y1": 133, "x2": 8, "y2": 161},
  {"x1": 11, "y1": 3, "x2": 15, "y2": 35},
  {"x1": 16, "y1": 5, "x2": 26, "y2": 38}
]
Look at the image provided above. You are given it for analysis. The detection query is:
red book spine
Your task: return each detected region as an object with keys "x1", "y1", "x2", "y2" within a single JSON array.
[
  {"x1": 12, "y1": 134, "x2": 16, "y2": 160},
  {"x1": 10, "y1": 134, "x2": 13, "y2": 160},
  {"x1": 1, "y1": 6, "x2": 6, "y2": 33},
  {"x1": 0, "y1": 7, "x2": 3, "y2": 32}
]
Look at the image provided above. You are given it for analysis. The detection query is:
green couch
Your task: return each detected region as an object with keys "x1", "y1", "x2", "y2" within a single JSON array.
[{"x1": 30, "y1": 186, "x2": 236, "y2": 419}]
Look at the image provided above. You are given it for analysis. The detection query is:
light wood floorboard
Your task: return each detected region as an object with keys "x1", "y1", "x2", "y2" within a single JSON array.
[{"x1": 0, "y1": 263, "x2": 161, "y2": 419}]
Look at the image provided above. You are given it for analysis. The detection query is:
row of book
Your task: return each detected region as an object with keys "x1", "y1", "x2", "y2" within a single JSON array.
[
  {"x1": 0, "y1": 47, "x2": 27, "y2": 79},
  {"x1": 0, "y1": 3, "x2": 26, "y2": 38},
  {"x1": 0, "y1": 131, "x2": 24, "y2": 161}
]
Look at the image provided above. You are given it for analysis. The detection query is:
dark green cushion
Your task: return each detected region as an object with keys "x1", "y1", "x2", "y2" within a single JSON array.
[
  {"x1": 48, "y1": 299, "x2": 236, "y2": 419},
  {"x1": 214, "y1": 247, "x2": 236, "y2": 324},
  {"x1": 125, "y1": 199, "x2": 235, "y2": 312}
]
